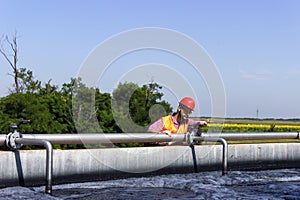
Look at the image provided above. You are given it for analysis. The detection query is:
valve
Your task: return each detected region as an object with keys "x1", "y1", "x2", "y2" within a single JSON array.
[
  {"x1": 6, "y1": 120, "x2": 31, "y2": 149},
  {"x1": 186, "y1": 123, "x2": 203, "y2": 145},
  {"x1": 10, "y1": 120, "x2": 31, "y2": 132}
]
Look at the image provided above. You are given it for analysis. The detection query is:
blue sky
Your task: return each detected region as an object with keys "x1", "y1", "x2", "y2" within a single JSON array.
[{"x1": 0, "y1": 0, "x2": 299, "y2": 118}]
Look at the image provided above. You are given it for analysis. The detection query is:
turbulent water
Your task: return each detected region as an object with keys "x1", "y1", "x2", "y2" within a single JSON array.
[{"x1": 1, "y1": 168, "x2": 300, "y2": 200}]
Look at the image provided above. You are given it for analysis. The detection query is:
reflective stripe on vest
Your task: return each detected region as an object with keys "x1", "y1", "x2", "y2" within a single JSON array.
[{"x1": 161, "y1": 115, "x2": 188, "y2": 134}]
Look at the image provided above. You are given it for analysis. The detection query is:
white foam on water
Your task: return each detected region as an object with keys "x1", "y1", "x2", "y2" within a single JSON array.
[{"x1": 1, "y1": 169, "x2": 299, "y2": 200}]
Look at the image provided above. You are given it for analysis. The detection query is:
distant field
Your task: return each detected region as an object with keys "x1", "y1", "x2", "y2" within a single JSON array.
[
  {"x1": 193, "y1": 117, "x2": 300, "y2": 125},
  {"x1": 191, "y1": 117, "x2": 300, "y2": 133},
  {"x1": 191, "y1": 117, "x2": 300, "y2": 143}
]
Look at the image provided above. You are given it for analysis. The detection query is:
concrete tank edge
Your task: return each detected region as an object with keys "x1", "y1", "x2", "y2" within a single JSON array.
[{"x1": 0, "y1": 143, "x2": 300, "y2": 187}]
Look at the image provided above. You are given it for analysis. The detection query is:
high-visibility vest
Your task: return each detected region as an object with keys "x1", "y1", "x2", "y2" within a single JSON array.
[{"x1": 161, "y1": 115, "x2": 188, "y2": 134}]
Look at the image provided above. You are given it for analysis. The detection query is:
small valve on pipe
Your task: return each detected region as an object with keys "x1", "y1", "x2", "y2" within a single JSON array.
[
  {"x1": 10, "y1": 120, "x2": 31, "y2": 132},
  {"x1": 6, "y1": 120, "x2": 31, "y2": 149},
  {"x1": 186, "y1": 123, "x2": 203, "y2": 145}
]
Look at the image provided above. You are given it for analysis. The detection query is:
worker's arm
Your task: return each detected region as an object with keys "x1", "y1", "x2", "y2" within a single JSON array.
[
  {"x1": 188, "y1": 118, "x2": 207, "y2": 127},
  {"x1": 148, "y1": 119, "x2": 172, "y2": 137}
]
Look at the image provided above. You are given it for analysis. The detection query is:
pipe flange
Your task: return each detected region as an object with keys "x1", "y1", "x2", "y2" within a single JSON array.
[
  {"x1": 6, "y1": 132, "x2": 23, "y2": 149},
  {"x1": 185, "y1": 132, "x2": 194, "y2": 145}
]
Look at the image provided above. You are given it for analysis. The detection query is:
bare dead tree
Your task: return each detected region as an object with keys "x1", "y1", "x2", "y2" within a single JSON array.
[{"x1": 0, "y1": 32, "x2": 20, "y2": 93}]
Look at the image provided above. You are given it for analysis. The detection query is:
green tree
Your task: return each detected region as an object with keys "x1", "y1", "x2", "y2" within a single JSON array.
[
  {"x1": 0, "y1": 93, "x2": 67, "y2": 134},
  {"x1": 95, "y1": 89, "x2": 120, "y2": 133},
  {"x1": 0, "y1": 70, "x2": 174, "y2": 149},
  {"x1": 112, "y1": 82, "x2": 172, "y2": 133},
  {"x1": 69, "y1": 78, "x2": 101, "y2": 133},
  {"x1": 17, "y1": 68, "x2": 42, "y2": 94}
]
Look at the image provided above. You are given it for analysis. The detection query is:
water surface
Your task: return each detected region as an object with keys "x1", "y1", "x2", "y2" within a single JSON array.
[{"x1": 1, "y1": 168, "x2": 299, "y2": 200}]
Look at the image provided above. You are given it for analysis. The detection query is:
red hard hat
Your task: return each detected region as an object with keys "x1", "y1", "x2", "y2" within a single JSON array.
[{"x1": 179, "y1": 97, "x2": 195, "y2": 111}]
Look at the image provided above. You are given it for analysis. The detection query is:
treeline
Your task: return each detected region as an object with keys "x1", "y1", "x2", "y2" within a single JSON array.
[
  {"x1": 0, "y1": 34, "x2": 173, "y2": 149},
  {"x1": 0, "y1": 68, "x2": 172, "y2": 149}
]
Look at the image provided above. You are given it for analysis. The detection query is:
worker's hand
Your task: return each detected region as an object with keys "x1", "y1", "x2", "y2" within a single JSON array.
[
  {"x1": 162, "y1": 130, "x2": 172, "y2": 137},
  {"x1": 199, "y1": 120, "x2": 207, "y2": 127}
]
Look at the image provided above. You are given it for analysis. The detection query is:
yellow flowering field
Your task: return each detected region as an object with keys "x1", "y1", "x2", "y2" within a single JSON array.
[{"x1": 203, "y1": 123, "x2": 300, "y2": 132}]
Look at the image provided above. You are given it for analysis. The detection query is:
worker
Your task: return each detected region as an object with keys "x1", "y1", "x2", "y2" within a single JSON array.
[{"x1": 148, "y1": 97, "x2": 207, "y2": 137}]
